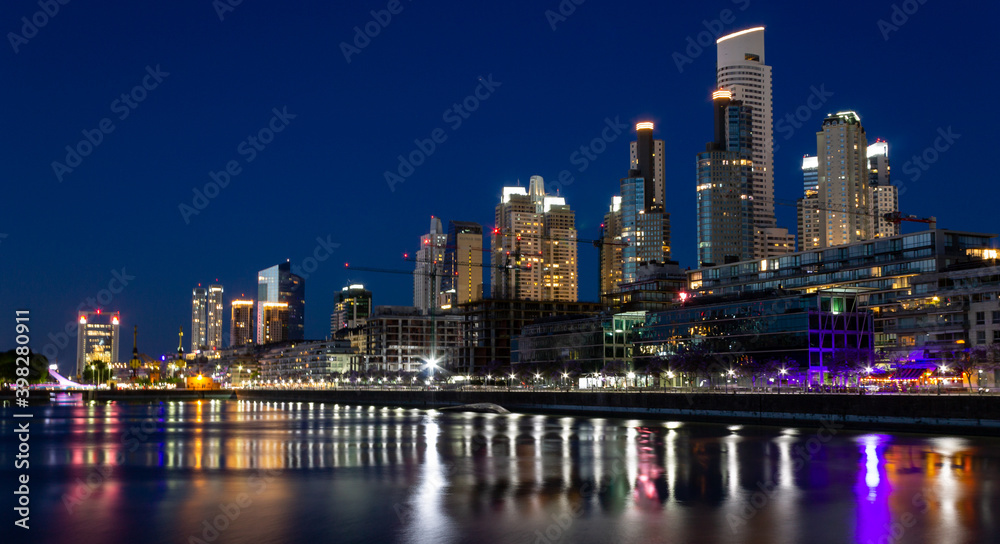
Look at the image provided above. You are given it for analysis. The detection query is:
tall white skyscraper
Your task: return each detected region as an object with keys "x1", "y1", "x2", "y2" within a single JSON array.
[
  {"x1": 206, "y1": 284, "x2": 224, "y2": 350},
  {"x1": 413, "y1": 216, "x2": 447, "y2": 312},
  {"x1": 191, "y1": 287, "x2": 207, "y2": 351},
  {"x1": 717, "y1": 27, "x2": 790, "y2": 257}
]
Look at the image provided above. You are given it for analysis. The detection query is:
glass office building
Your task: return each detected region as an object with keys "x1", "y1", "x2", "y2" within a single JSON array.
[
  {"x1": 257, "y1": 262, "x2": 304, "y2": 343},
  {"x1": 635, "y1": 291, "x2": 873, "y2": 383}
]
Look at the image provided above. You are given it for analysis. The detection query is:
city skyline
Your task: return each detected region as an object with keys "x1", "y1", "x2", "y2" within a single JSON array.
[{"x1": 3, "y1": 1, "x2": 995, "y2": 360}]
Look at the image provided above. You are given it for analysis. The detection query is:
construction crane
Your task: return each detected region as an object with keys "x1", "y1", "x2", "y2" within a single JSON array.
[{"x1": 882, "y1": 212, "x2": 937, "y2": 229}]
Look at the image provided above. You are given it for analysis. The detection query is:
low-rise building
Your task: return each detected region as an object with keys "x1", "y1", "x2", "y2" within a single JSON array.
[{"x1": 258, "y1": 340, "x2": 357, "y2": 382}]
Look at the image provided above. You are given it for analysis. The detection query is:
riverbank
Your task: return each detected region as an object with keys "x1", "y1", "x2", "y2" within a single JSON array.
[{"x1": 235, "y1": 389, "x2": 1000, "y2": 435}]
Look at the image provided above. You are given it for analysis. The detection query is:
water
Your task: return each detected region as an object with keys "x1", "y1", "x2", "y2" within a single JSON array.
[{"x1": 2, "y1": 396, "x2": 999, "y2": 544}]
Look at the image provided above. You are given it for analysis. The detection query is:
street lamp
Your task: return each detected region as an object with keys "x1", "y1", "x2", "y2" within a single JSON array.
[
  {"x1": 627, "y1": 371, "x2": 635, "y2": 390},
  {"x1": 778, "y1": 367, "x2": 788, "y2": 394}
]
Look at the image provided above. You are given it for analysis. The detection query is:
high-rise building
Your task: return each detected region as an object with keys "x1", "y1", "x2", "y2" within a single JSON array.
[
  {"x1": 817, "y1": 111, "x2": 872, "y2": 247},
  {"x1": 868, "y1": 140, "x2": 899, "y2": 238},
  {"x1": 717, "y1": 27, "x2": 777, "y2": 255},
  {"x1": 619, "y1": 177, "x2": 671, "y2": 284},
  {"x1": 260, "y1": 302, "x2": 289, "y2": 344},
  {"x1": 629, "y1": 123, "x2": 666, "y2": 209},
  {"x1": 75, "y1": 310, "x2": 120, "y2": 377},
  {"x1": 230, "y1": 299, "x2": 254, "y2": 347},
  {"x1": 256, "y1": 262, "x2": 305, "y2": 343},
  {"x1": 413, "y1": 216, "x2": 448, "y2": 312},
  {"x1": 599, "y1": 196, "x2": 624, "y2": 298},
  {"x1": 798, "y1": 155, "x2": 822, "y2": 249},
  {"x1": 696, "y1": 89, "x2": 756, "y2": 267},
  {"x1": 330, "y1": 284, "x2": 372, "y2": 336},
  {"x1": 191, "y1": 287, "x2": 207, "y2": 351},
  {"x1": 715, "y1": 28, "x2": 794, "y2": 258},
  {"x1": 206, "y1": 284, "x2": 224, "y2": 350},
  {"x1": 492, "y1": 175, "x2": 578, "y2": 301},
  {"x1": 442, "y1": 221, "x2": 483, "y2": 307}
]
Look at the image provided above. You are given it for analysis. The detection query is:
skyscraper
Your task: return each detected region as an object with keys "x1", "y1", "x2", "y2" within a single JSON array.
[
  {"x1": 696, "y1": 89, "x2": 755, "y2": 267},
  {"x1": 413, "y1": 216, "x2": 447, "y2": 312},
  {"x1": 492, "y1": 176, "x2": 578, "y2": 301},
  {"x1": 260, "y1": 302, "x2": 289, "y2": 344},
  {"x1": 443, "y1": 221, "x2": 484, "y2": 307},
  {"x1": 817, "y1": 111, "x2": 872, "y2": 247},
  {"x1": 798, "y1": 155, "x2": 822, "y2": 249},
  {"x1": 868, "y1": 140, "x2": 900, "y2": 238},
  {"x1": 191, "y1": 287, "x2": 207, "y2": 351},
  {"x1": 619, "y1": 176, "x2": 671, "y2": 283},
  {"x1": 629, "y1": 123, "x2": 666, "y2": 209},
  {"x1": 75, "y1": 310, "x2": 120, "y2": 377},
  {"x1": 717, "y1": 27, "x2": 794, "y2": 258},
  {"x1": 230, "y1": 299, "x2": 254, "y2": 347},
  {"x1": 257, "y1": 262, "x2": 305, "y2": 343},
  {"x1": 599, "y1": 196, "x2": 623, "y2": 297},
  {"x1": 206, "y1": 284, "x2": 224, "y2": 350},
  {"x1": 330, "y1": 284, "x2": 372, "y2": 336}
]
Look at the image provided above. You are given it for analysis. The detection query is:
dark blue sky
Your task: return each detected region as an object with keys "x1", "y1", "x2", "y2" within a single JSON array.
[{"x1": 3, "y1": 0, "x2": 997, "y2": 364}]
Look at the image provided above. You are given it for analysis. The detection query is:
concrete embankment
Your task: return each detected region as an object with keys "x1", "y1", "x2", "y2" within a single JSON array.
[{"x1": 236, "y1": 389, "x2": 1000, "y2": 435}]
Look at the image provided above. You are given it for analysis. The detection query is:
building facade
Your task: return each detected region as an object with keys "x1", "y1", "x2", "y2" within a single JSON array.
[
  {"x1": 456, "y1": 299, "x2": 604, "y2": 374},
  {"x1": 260, "y1": 302, "x2": 289, "y2": 344},
  {"x1": 362, "y1": 306, "x2": 464, "y2": 374},
  {"x1": 75, "y1": 311, "x2": 120, "y2": 376},
  {"x1": 330, "y1": 284, "x2": 372, "y2": 336},
  {"x1": 635, "y1": 291, "x2": 873, "y2": 384},
  {"x1": 867, "y1": 140, "x2": 900, "y2": 239},
  {"x1": 258, "y1": 340, "x2": 357, "y2": 382},
  {"x1": 206, "y1": 284, "x2": 224, "y2": 350},
  {"x1": 599, "y1": 196, "x2": 624, "y2": 298},
  {"x1": 688, "y1": 229, "x2": 998, "y2": 362},
  {"x1": 191, "y1": 287, "x2": 207, "y2": 351},
  {"x1": 630, "y1": 122, "x2": 666, "y2": 209},
  {"x1": 414, "y1": 216, "x2": 448, "y2": 312},
  {"x1": 492, "y1": 176, "x2": 578, "y2": 301},
  {"x1": 443, "y1": 221, "x2": 484, "y2": 307},
  {"x1": 257, "y1": 262, "x2": 305, "y2": 343},
  {"x1": 716, "y1": 27, "x2": 778, "y2": 257},
  {"x1": 697, "y1": 89, "x2": 756, "y2": 267},
  {"x1": 817, "y1": 111, "x2": 872, "y2": 247},
  {"x1": 514, "y1": 312, "x2": 647, "y2": 375},
  {"x1": 798, "y1": 155, "x2": 821, "y2": 249},
  {"x1": 230, "y1": 299, "x2": 254, "y2": 347}
]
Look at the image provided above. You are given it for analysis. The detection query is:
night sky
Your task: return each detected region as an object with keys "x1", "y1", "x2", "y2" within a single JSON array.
[{"x1": 2, "y1": 0, "x2": 997, "y2": 366}]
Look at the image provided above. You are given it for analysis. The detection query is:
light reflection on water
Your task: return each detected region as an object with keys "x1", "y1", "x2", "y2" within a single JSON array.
[{"x1": 0, "y1": 398, "x2": 998, "y2": 544}]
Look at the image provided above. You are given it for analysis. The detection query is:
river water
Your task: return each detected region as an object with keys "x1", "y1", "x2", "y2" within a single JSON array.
[{"x1": 1, "y1": 397, "x2": 998, "y2": 544}]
